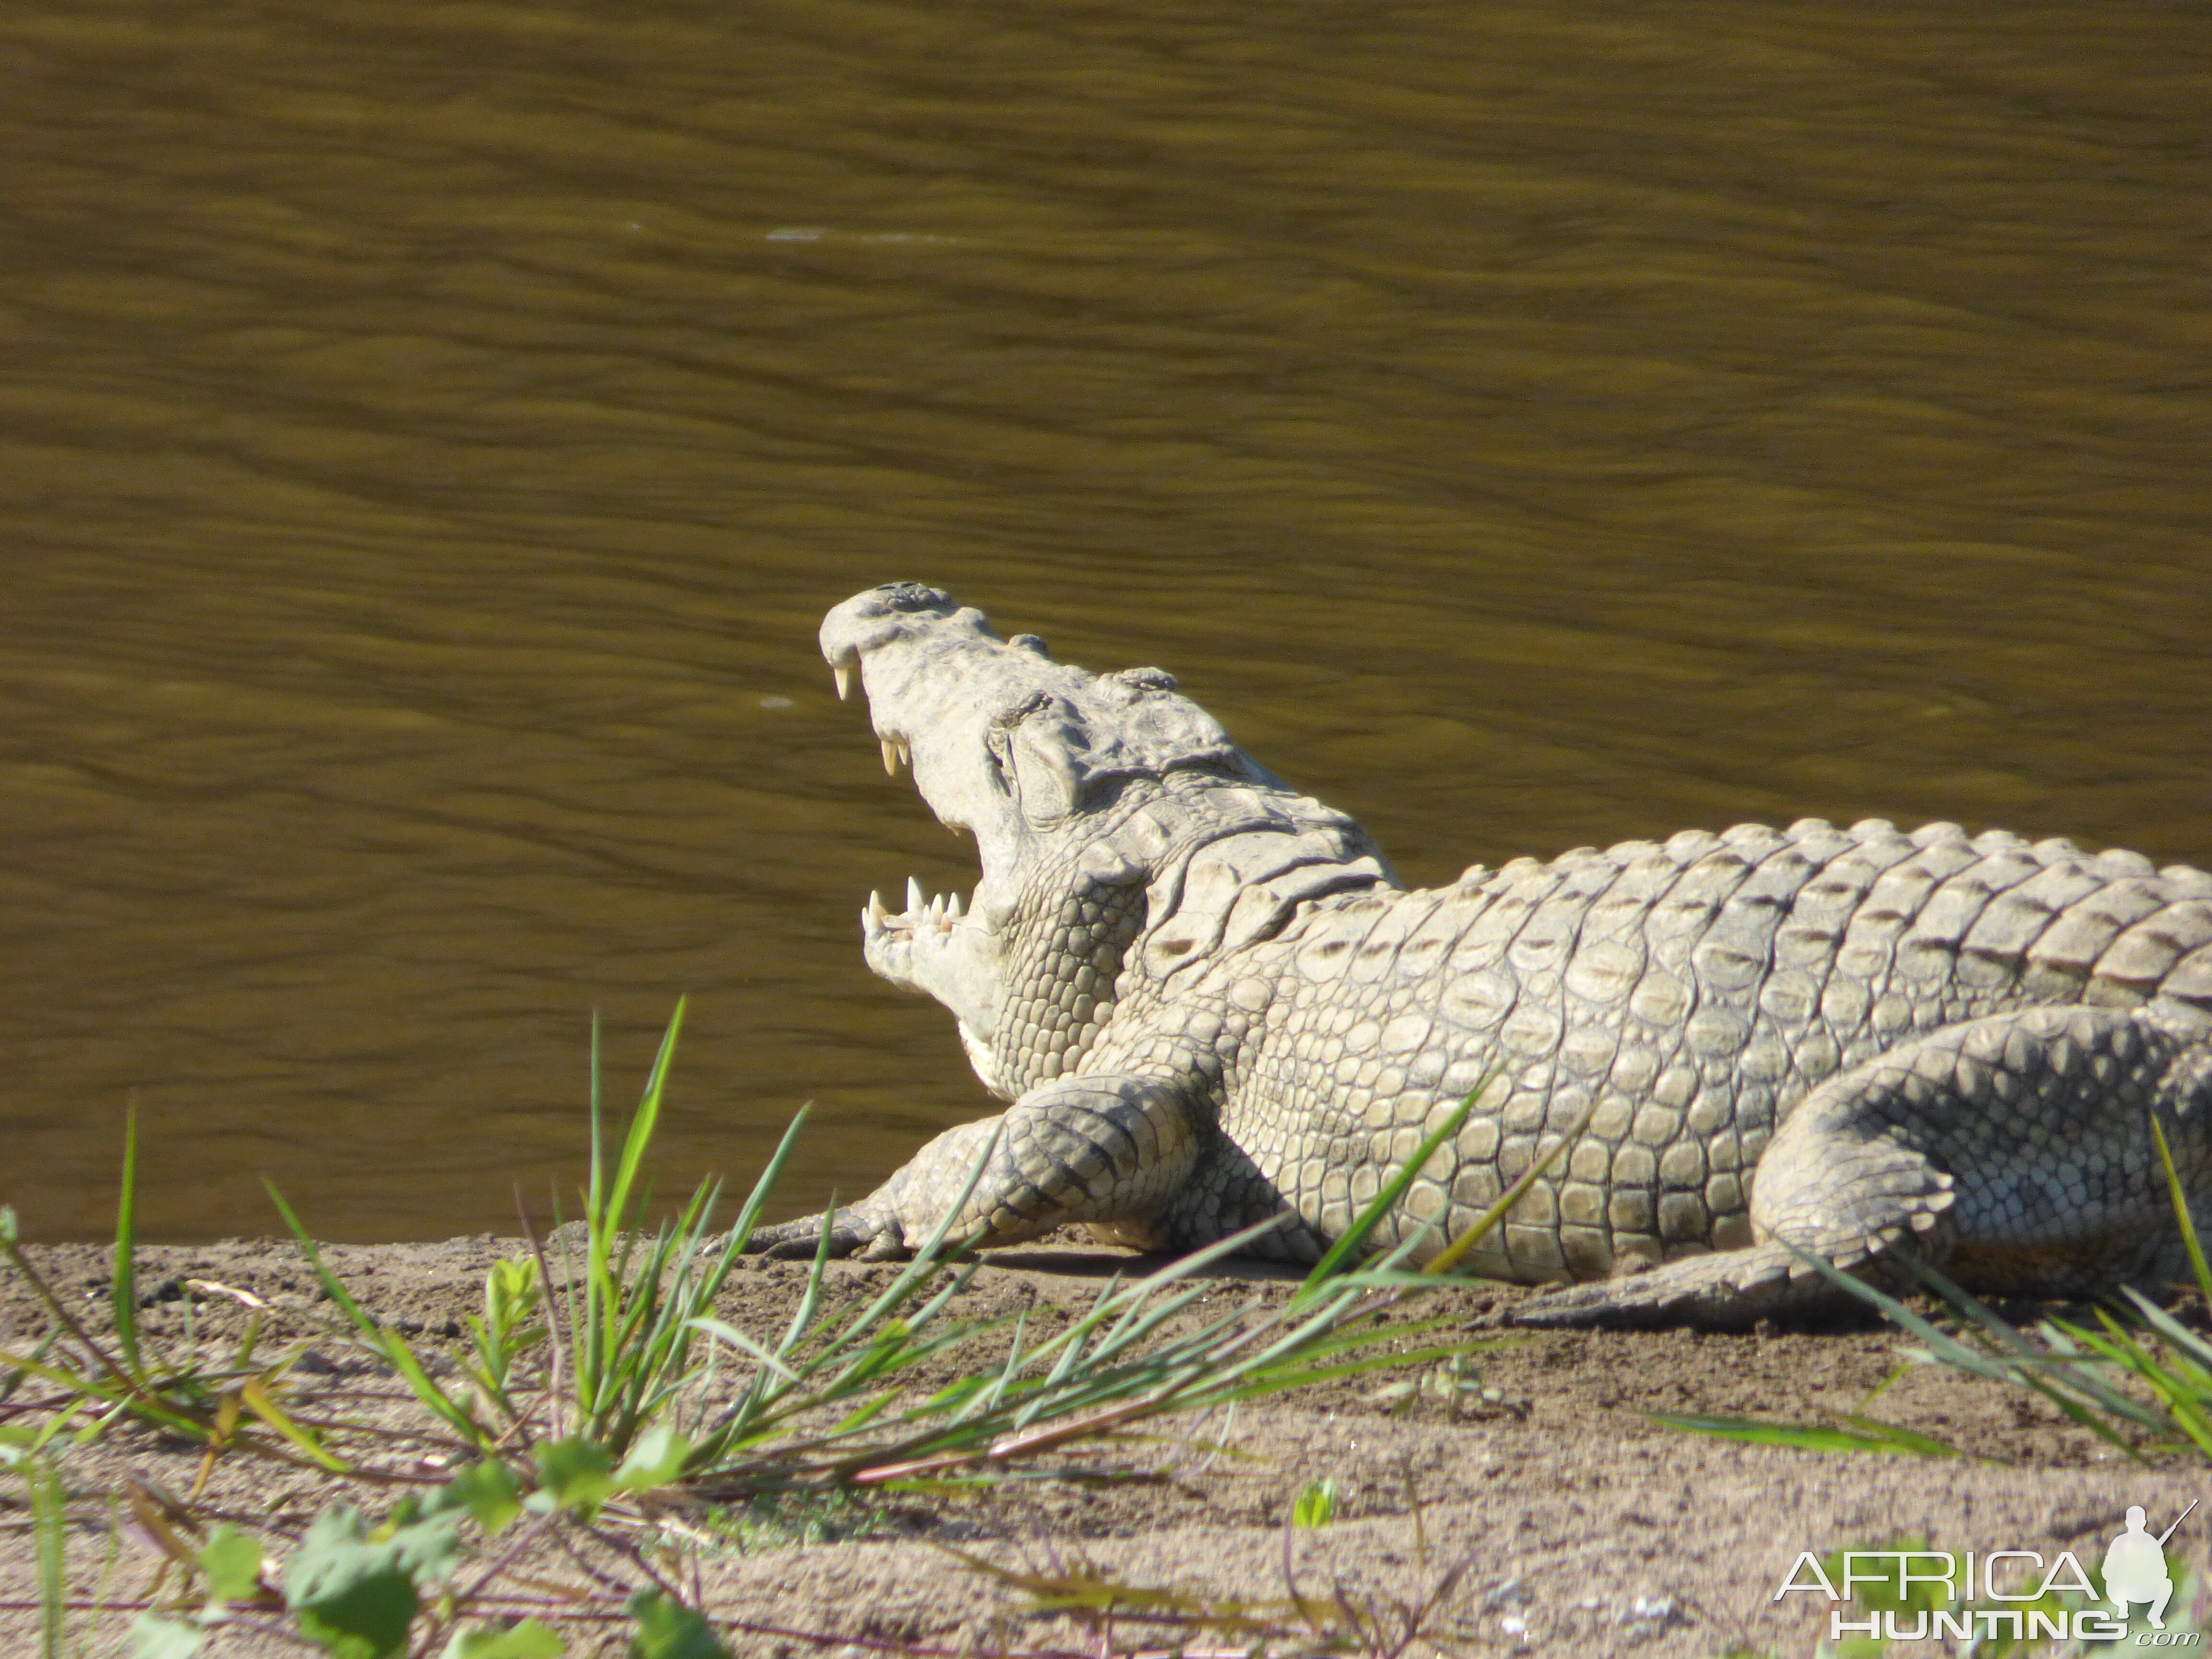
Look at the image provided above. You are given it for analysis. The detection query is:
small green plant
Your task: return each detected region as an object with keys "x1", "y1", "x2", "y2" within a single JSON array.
[
  {"x1": 1292, "y1": 1477, "x2": 1339, "y2": 1529},
  {"x1": 458, "y1": 1254, "x2": 546, "y2": 1419}
]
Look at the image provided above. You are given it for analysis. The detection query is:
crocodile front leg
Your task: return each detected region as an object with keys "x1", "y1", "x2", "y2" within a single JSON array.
[
  {"x1": 1516, "y1": 999, "x2": 2212, "y2": 1328},
  {"x1": 742, "y1": 1074, "x2": 1205, "y2": 1260}
]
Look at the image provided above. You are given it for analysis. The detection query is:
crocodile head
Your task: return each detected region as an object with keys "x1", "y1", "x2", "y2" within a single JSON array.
[{"x1": 820, "y1": 582, "x2": 1389, "y2": 1100}]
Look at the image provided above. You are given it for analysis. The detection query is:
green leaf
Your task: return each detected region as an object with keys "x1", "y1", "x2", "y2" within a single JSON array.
[
  {"x1": 533, "y1": 1436, "x2": 614, "y2": 1516},
  {"x1": 614, "y1": 1423, "x2": 692, "y2": 1492},
  {"x1": 0, "y1": 1422, "x2": 36, "y2": 1469},
  {"x1": 283, "y1": 1506, "x2": 421, "y2": 1659},
  {"x1": 442, "y1": 1619, "x2": 565, "y2": 1659},
  {"x1": 1291, "y1": 1478, "x2": 1338, "y2": 1529},
  {"x1": 130, "y1": 1612, "x2": 207, "y2": 1659},
  {"x1": 625, "y1": 1590, "x2": 732, "y2": 1659},
  {"x1": 428, "y1": 1460, "x2": 523, "y2": 1537},
  {"x1": 199, "y1": 1523, "x2": 265, "y2": 1604},
  {"x1": 386, "y1": 1510, "x2": 466, "y2": 1586}
]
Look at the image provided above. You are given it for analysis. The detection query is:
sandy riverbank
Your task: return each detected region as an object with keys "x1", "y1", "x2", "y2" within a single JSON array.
[{"x1": 2, "y1": 1236, "x2": 2198, "y2": 1657}]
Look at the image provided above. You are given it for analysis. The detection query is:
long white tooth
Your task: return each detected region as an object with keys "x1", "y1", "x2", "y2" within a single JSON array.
[
  {"x1": 906, "y1": 876, "x2": 926, "y2": 916},
  {"x1": 895, "y1": 740, "x2": 912, "y2": 771},
  {"x1": 868, "y1": 890, "x2": 889, "y2": 925},
  {"x1": 833, "y1": 664, "x2": 852, "y2": 701},
  {"x1": 948, "y1": 891, "x2": 963, "y2": 919},
  {"x1": 881, "y1": 739, "x2": 900, "y2": 776}
]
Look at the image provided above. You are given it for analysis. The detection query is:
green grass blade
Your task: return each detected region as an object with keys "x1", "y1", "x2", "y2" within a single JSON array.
[
  {"x1": 1424, "y1": 1088, "x2": 1600, "y2": 1279},
  {"x1": 723, "y1": 1106, "x2": 811, "y2": 1253},
  {"x1": 604, "y1": 998, "x2": 686, "y2": 1246},
  {"x1": 29, "y1": 1455, "x2": 64, "y2": 1659},
  {"x1": 582, "y1": 1010, "x2": 608, "y2": 1406},
  {"x1": 239, "y1": 1378, "x2": 350, "y2": 1474},
  {"x1": 1803, "y1": 1250, "x2": 2160, "y2": 1454},
  {"x1": 1299, "y1": 1086, "x2": 1482, "y2": 1291},
  {"x1": 825, "y1": 1125, "x2": 1005, "y2": 1355},
  {"x1": 0, "y1": 1228, "x2": 132, "y2": 1393},
  {"x1": 1654, "y1": 1412, "x2": 1961, "y2": 1457},
  {"x1": 264, "y1": 1179, "x2": 492, "y2": 1451},
  {"x1": 0, "y1": 1348, "x2": 202, "y2": 1441},
  {"x1": 2121, "y1": 1291, "x2": 2212, "y2": 1374},
  {"x1": 776, "y1": 1201, "x2": 839, "y2": 1360},
  {"x1": 2153, "y1": 1116, "x2": 2212, "y2": 1300},
  {"x1": 113, "y1": 1104, "x2": 141, "y2": 1378}
]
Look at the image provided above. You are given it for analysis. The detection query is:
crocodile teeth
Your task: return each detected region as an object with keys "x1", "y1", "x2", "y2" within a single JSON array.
[
  {"x1": 863, "y1": 890, "x2": 888, "y2": 941},
  {"x1": 896, "y1": 739, "x2": 912, "y2": 771},
  {"x1": 907, "y1": 876, "x2": 926, "y2": 916},
  {"x1": 881, "y1": 739, "x2": 901, "y2": 777},
  {"x1": 833, "y1": 664, "x2": 852, "y2": 701},
  {"x1": 947, "y1": 891, "x2": 963, "y2": 919}
]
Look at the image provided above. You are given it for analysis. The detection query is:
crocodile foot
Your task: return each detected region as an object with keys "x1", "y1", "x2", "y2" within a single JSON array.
[{"x1": 738, "y1": 1073, "x2": 1206, "y2": 1263}]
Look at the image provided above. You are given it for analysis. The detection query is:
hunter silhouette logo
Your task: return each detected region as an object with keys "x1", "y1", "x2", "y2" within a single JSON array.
[
  {"x1": 2107, "y1": 1502, "x2": 2197, "y2": 1630},
  {"x1": 1775, "y1": 1501, "x2": 2203, "y2": 1645}
]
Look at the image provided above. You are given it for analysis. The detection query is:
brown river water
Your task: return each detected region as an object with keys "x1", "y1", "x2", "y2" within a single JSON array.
[{"x1": 3, "y1": 2, "x2": 2208, "y2": 1240}]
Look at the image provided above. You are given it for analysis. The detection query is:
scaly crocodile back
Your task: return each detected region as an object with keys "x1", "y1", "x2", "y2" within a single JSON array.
[{"x1": 1226, "y1": 817, "x2": 2212, "y2": 1281}]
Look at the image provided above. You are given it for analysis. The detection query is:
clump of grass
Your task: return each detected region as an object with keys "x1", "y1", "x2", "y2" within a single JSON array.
[
  {"x1": 0, "y1": 1109, "x2": 336, "y2": 1479},
  {"x1": 0, "y1": 1004, "x2": 1547, "y2": 1657}
]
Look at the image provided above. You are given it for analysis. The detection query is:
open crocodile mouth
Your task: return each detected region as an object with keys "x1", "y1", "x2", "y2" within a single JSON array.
[
  {"x1": 830, "y1": 652, "x2": 996, "y2": 986},
  {"x1": 816, "y1": 585, "x2": 1047, "y2": 1090},
  {"x1": 825, "y1": 624, "x2": 996, "y2": 964}
]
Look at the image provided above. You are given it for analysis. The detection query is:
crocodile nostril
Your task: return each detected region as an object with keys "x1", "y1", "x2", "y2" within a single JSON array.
[{"x1": 876, "y1": 581, "x2": 951, "y2": 612}]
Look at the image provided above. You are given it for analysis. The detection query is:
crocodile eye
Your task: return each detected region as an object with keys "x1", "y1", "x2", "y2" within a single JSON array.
[
  {"x1": 1114, "y1": 666, "x2": 1178, "y2": 693},
  {"x1": 992, "y1": 689, "x2": 1052, "y2": 728}
]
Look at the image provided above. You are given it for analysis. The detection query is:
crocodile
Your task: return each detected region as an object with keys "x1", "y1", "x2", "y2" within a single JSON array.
[{"x1": 745, "y1": 581, "x2": 2212, "y2": 1325}]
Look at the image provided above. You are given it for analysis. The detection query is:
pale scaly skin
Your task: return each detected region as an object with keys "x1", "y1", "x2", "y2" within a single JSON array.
[{"x1": 744, "y1": 582, "x2": 2212, "y2": 1327}]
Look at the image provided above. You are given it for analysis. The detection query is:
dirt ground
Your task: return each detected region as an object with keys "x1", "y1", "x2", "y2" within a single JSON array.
[{"x1": 2, "y1": 1235, "x2": 2203, "y2": 1657}]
